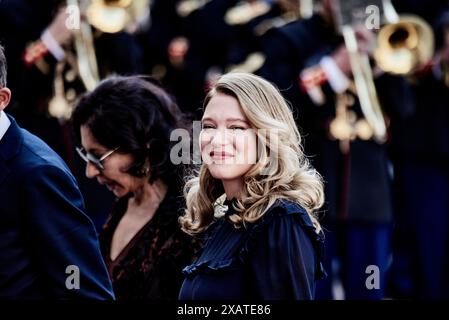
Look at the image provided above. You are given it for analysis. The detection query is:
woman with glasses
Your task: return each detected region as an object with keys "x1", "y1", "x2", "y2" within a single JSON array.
[{"x1": 71, "y1": 75, "x2": 200, "y2": 300}]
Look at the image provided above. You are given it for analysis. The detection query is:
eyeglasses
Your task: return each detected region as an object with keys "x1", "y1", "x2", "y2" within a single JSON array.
[{"x1": 76, "y1": 146, "x2": 120, "y2": 171}]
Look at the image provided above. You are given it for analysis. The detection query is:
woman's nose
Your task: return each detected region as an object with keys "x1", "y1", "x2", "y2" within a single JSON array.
[
  {"x1": 85, "y1": 161, "x2": 101, "y2": 178},
  {"x1": 210, "y1": 129, "x2": 231, "y2": 146}
]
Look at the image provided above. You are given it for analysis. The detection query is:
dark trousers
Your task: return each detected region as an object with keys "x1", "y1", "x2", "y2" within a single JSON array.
[
  {"x1": 316, "y1": 222, "x2": 391, "y2": 300},
  {"x1": 389, "y1": 161, "x2": 449, "y2": 299}
]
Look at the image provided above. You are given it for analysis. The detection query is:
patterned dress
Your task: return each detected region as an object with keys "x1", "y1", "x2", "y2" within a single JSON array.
[{"x1": 100, "y1": 189, "x2": 201, "y2": 300}]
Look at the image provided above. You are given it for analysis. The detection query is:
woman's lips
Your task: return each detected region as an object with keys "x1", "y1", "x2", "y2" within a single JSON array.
[
  {"x1": 98, "y1": 178, "x2": 118, "y2": 192},
  {"x1": 105, "y1": 183, "x2": 115, "y2": 192},
  {"x1": 210, "y1": 151, "x2": 234, "y2": 160}
]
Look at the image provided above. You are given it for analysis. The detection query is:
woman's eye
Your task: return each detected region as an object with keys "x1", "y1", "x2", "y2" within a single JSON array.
[
  {"x1": 202, "y1": 125, "x2": 215, "y2": 130},
  {"x1": 230, "y1": 126, "x2": 245, "y2": 131}
]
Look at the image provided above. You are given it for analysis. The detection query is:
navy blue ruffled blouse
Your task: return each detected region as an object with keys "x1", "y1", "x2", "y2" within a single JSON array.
[{"x1": 178, "y1": 199, "x2": 326, "y2": 300}]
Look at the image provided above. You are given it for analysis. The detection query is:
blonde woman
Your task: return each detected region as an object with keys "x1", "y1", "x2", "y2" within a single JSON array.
[{"x1": 179, "y1": 73, "x2": 326, "y2": 300}]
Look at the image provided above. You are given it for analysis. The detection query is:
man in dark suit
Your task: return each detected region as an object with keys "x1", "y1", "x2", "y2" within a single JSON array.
[
  {"x1": 0, "y1": 0, "x2": 144, "y2": 231},
  {"x1": 0, "y1": 45, "x2": 114, "y2": 299}
]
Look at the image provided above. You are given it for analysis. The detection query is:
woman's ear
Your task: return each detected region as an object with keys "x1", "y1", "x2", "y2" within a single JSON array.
[{"x1": 0, "y1": 87, "x2": 11, "y2": 111}]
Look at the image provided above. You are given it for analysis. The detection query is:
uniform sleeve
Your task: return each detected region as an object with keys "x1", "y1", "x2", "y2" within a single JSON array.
[
  {"x1": 248, "y1": 212, "x2": 318, "y2": 300},
  {"x1": 22, "y1": 164, "x2": 115, "y2": 299},
  {"x1": 375, "y1": 73, "x2": 416, "y2": 120},
  {"x1": 257, "y1": 28, "x2": 302, "y2": 91}
]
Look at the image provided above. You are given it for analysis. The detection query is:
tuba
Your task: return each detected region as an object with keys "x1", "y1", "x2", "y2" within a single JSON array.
[
  {"x1": 374, "y1": 0, "x2": 434, "y2": 75},
  {"x1": 86, "y1": 0, "x2": 150, "y2": 34}
]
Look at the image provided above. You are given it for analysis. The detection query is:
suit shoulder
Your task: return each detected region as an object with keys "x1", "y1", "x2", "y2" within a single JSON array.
[
  {"x1": 20, "y1": 129, "x2": 68, "y2": 166},
  {"x1": 13, "y1": 129, "x2": 73, "y2": 179}
]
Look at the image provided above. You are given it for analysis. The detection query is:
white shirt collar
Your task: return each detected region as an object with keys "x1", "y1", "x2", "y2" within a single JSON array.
[{"x1": 0, "y1": 111, "x2": 11, "y2": 141}]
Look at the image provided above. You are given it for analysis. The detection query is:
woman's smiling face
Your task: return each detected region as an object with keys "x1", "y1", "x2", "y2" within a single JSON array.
[
  {"x1": 80, "y1": 125, "x2": 144, "y2": 198},
  {"x1": 200, "y1": 92, "x2": 257, "y2": 182}
]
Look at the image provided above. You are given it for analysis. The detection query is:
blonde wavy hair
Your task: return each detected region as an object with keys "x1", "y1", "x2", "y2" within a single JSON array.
[{"x1": 180, "y1": 73, "x2": 324, "y2": 235}]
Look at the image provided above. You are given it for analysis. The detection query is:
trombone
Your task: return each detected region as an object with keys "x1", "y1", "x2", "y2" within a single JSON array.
[
  {"x1": 341, "y1": 24, "x2": 387, "y2": 142},
  {"x1": 69, "y1": 0, "x2": 150, "y2": 90},
  {"x1": 333, "y1": 0, "x2": 434, "y2": 143},
  {"x1": 49, "y1": 0, "x2": 150, "y2": 119},
  {"x1": 333, "y1": 0, "x2": 387, "y2": 142},
  {"x1": 68, "y1": 0, "x2": 100, "y2": 92},
  {"x1": 49, "y1": 0, "x2": 100, "y2": 119}
]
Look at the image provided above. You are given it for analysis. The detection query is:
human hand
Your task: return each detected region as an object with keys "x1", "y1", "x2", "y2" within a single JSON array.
[
  {"x1": 331, "y1": 25, "x2": 376, "y2": 77},
  {"x1": 353, "y1": 24, "x2": 376, "y2": 55},
  {"x1": 47, "y1": 8, "x2": 74, "y2": 46}
]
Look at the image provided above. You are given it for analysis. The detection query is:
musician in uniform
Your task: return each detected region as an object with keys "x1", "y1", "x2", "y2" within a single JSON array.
[
  {"x1": 0, "y1": 0, "x2": 145, "y2": 230},
  {"x1": 257, "y1": 0, "x2": 415, "y2": 299},
  {"x1": 388, "y1": 5, "x2": 449, "y2": 299}
]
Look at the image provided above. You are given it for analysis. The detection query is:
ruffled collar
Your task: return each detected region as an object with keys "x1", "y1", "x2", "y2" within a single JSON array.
[{"x1": 221, "y1": 198, "x2": 240, "y2": 217}]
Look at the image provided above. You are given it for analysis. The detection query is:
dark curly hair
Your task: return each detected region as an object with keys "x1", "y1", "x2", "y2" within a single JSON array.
[{"x1": 71, "y1": 75, "x2": 190, "y2": 186}]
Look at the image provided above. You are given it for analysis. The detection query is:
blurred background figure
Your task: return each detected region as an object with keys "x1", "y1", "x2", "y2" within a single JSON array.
[
  {"x1": 71, "y1": 75, "x2": 201, "y2": 299},
  {"x1": 0, "y1": 45, "x2": 114, "y2": 300},
  {"x1": 0, "y1": 0, "x2": 146, "y2": 230},
  {"x1": 387, "y1": 3, "x2": 449, "y2": 299},
  {"x1": 142, "y1": 0, "x2": 307, "y2": 118},
  {"x1": 256, "y1": 0, "x2": 432, "y2": 299}
]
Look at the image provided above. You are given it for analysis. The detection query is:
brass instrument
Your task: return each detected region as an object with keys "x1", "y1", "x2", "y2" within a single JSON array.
[
  {"x1": 431, "y1": 18, "x2": 449, "y2": 87},
  {"x1": 333, "y1": 0, "x2": 387, "y2": 143},
  {"x1": 225, "y1": 0, "x2": 312, "y2": 74},
  {"x1": 442, "y1": 26, "x2": 449, "y2": 87},
  {"x1": 49, "y1": 0, "x2": 100, "y2": 119},
  {"x1": 70, "y1": 0, "x2": 100, "y2": 92},
  {"x1": 224, "y1": 1, "x2": 312, "y2": 27},
  {"x1": 342, "y1": 25, "x2": 387, "y2": 142},
  {"x1": 176, "y1": 0, "x2": 211, "y2": 18},
  {"x1": 331, "y1": 0, "x2": 434, "y2": 144},
  {"x1": 225, "y1": 1, "x2": 272, "y2": 26},
  {"x1": 86, "y1": 0, "x2": 150, "y2": 34},
  {"x1": 49, "y1": 0, "x2": 150, "y2": 119},
  {"x1": 374, "y1": 1, "x2": 434, "y2": 75}
]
